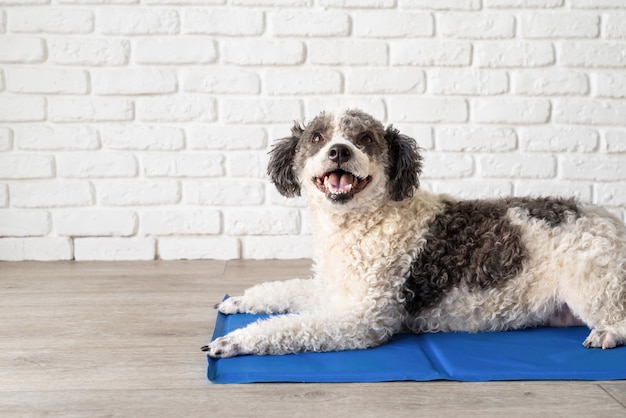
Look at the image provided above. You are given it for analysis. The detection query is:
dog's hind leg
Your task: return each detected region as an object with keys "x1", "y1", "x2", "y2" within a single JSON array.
[{"x1": 216, "y1": 278, "x2": 321, "y2": 315}]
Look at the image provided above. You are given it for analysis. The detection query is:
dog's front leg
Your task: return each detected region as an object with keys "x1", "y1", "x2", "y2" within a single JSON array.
[
  {"x1": 216, "y1": 278, "x2": 320, "y2": 315},
  {"x1": 203, "y1": 313, "x2": 393, "y2": 358}
]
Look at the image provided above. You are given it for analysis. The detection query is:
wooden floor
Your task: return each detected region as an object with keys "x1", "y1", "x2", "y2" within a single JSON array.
[{"x1": 1, "y1": 260, "x2": 625, "y2": 417}]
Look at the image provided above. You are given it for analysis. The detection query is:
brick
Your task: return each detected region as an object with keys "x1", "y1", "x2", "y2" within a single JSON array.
[
  {"x1": 58, "y1": 0, "x2": 137, "y2": 3},
  {"x1": 0, "y1": 155, "x2": 53, "y2": 179},
  {"x1": 75, "y1": 238, "x2": 155, "y2": 261},
  {"x1": 521, "y1": 13, "x2": 599, "y2": 38},
  {"x1": 571, "y1": 0, "x2": 626, "y2": 8},
  {"x1": 0, "y1": 36, "x2": 45, "y2": 63},
  {"x1": 436, "y1": 127, "x2": 517, "y2": 152},
  {"x1": 57, "y1": 152, "x2": 137, "y2": 178},
  {"x1": 142, "y1": 209, "x2": 221, "y2": 235},
  {"x1": 472, "y1": 98, "x2": 551, "y2": 124},
  {"x1": 145, "y1": 0, "x2": 223, "y2": 3},
  {"x1": 228, "y1": 151, "x2": 269, "y2": 178},
  {"x1": 321, "y1": 0, "x2": 394, "y2": 6},
  {"x1": 605, "y1": 131, "x2": 626, "y2": 153},
  {"x1": 183, "y1": 68, "x2": 260, "y2": 94},
  {"x1": 595, "y1": 72, "x2": 626, "y2": 98},
  {"x1": 100, "y1": 125, "x2": 184, "y2": 151},
  {"x1": 11, "y1": 181, "x2": 93, "y2": 208},
  {"x1": 560, "y1": 155, "x2": 626, "y2": 181},
  {"x1": 0, "y1": 238, "x2": 73, "y2": 261},
  {"x1": 242, "y1": 235, "x2": 312, "y2": 259},
  {"x1": 50, "y1": 38, "x2": 130, "y2": 66},
  {"x1": 440, "y1": 13, "x2": 515, "y2": 39},
  {"x1": 388, "y1": 97, "x2": 468, "y2": 123},
  {"x1": 421, "y1": 153, "x2": 474, "y2": 179},
  {"x1": 354, "y1": 11, "x2": 433, "y2": 37},
  {"x1": 515, "y1": 181, "x2": 592, "y2": 201},
  {"x1": 265, "y1": 69, "x2": 342, "y2": 95},
  {"x1": 134, "y1": 38, "x2": 216, "y2": 64},
  {"x1": 429, "y1": 69, "x2": 508, "y2": 95},
  {"x1": 221, "y1": 40, "x2": 304, "y2": 65},
  {"x1": 266, "y1": 186, "x2": 308, "y2": 208},
  {"x1": 225, "y1": 209, "x2": 299, "y2": 235},
  {"x1": 519, "y1": 127, "x2": 598, "y2": 152},
  {"x1": 0, "y1": 210, "x2": 50, "y2": 237},
  {"x1": 1, "y1": 0, "x2": 49, "y2": 4},
  {"x1": 98, "y1": 180, "x2": 180, "y2": 206},
  {"x1": 0, "y1": 97, "x2": 46, "y2": 122},
  {"x1": 485, "y1": 0, "x2": 564, "y2": 7},
  {"x1": 98, "y1": 8, "x2": 179, "y2": 35},
  {"x1": 92, "y1": 69, "x2": 177, "y2": 95},
  {"x1": 347, "y1": 68, "x2": 425, "y2": 94},
  {"x1": 475, "y1": 42, "x2": 554, "y2": 67},
  {"x1": 230, "y1": 0, "x2": 308, "y2": 5},
  {"x1": 390, "y1": 40, "x2": 471, "y2": 66},
  {"x1": 0, "y1": 128, "x2": 11, "y2": 151},
  {"x1": 185, "y1": 179, "x2": 264, "y2": 206},
  {"x1": 0, "y1": 10, "x2": 5, "y2": 33},
  {"x1": 187, "y1": 126, "x2": 266, "y2": 151},
  {"x1": 0, "y1": 184, "x2": 7, "y2": 207},
  {"x1": 559, "y1": 42, "x2": 626, "y2": 68},
  {"x1": 270, "y1": 10, "x2": 349, "y2": 37},
  {"x1": 400, "y1": 0, "x2": 481, "y2": 9},
  {"x1": 604, "y1": 12, "x2": 626, "y2": 39},
  {"x1": 393, "y1": 124, "x2": 434, "y2": 150},
  {"x1": 158, "y1": 237, "x2": 239, "y2": 260},
  {"x1": 431, "y1": 180, "x2": 513, "y2": 199},
  {"x1": 220, "y1": 99, "x2": 302, "y2": 124},
  {"x1": 595, "y1": 182, "x2": 626, "y2": 207},
  {"x1": 479, "y1": 154, "x2": 556, "y2": 179},
  {"x1": 309, "y1": 40, "x2": 387, "y2": 65},
  {"x1": 137, "y1": 96, "x2": 216, "y2": 123},
  {"x1": 554, "y1": 99, "x2": 626, "y2": 125},
  {"x1": 50, "y1": 98, "x2": 133, "y2": 122},
  {"x1": 54, "y1": 210, "x2": 137, "y2": 236},
  {"x1": 0, "y1": 69, "x2": 3, "y2": 92},
  {"x1": 6, "y1": 68, "x2": 88, "y2": 94},
  {"x1": 513, "y1": 69, "x2": 588, "y2": 95},
  {"x1": 143, "y1": 154, "x2": 224, "y2": 177},
  {"x1": 183, "y1": 8, "x2": 263, "y2": 35},
  {"x1": 306, "y1": 98, "x2": 386, "y2": 121},
  {"x1": 8, "y1": 8, "x2": 94, "y2": 33}
]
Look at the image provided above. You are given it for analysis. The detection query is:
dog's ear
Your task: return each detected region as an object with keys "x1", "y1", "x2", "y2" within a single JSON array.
[
  {"x1": 267, "y1": 122, "x2": 303, "y2": 198},
  {"x1": 385, "y1": 125, "x2": 423, "y2": 201}
]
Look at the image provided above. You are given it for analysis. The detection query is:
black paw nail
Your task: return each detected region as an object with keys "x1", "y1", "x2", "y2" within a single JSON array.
[{"x1": 201, "y1": 345, "x2": 209, "y2": 352}]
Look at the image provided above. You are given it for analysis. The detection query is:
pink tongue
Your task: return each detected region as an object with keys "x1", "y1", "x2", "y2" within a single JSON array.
[{"x1": 328, "y1": 172, "x2": 354, "y2": 192}]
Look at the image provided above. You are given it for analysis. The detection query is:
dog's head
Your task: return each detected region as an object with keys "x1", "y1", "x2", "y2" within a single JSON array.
[{"x1": 267, "y1": 109, "x2": 422, "y2": 211}]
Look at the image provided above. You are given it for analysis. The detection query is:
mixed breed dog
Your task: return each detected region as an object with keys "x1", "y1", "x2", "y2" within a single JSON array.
[{"x1": 202, "y1": 109, "x2": 626, "y2": 358}]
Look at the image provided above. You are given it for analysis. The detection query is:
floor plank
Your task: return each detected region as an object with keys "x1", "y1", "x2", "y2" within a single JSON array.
[{"x1": 1, "y1": 261, "x2": 624, "y2": 417}]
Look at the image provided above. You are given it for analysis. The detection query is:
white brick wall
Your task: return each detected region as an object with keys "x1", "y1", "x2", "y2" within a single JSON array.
[{"x1": 1, "y1": 1, "x2": 625, "y2": 261}]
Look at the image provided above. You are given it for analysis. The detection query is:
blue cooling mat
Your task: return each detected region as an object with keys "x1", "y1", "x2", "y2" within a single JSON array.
[{"x1": 207, "y1": 308, "x2": 626, "y2": 383}]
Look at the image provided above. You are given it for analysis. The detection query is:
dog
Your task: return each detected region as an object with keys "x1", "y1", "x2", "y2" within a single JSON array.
[{"x1": 203, "y1": 108, "x2": 626, "y2": 358}]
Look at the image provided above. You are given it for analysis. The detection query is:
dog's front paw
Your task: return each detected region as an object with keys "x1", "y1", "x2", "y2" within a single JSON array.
[
  {"x1": 214, "y1": 296, "x2": 245, "y2": 314},
  {"x1": 201, "y1": 336, "x2": 244, "y2": 358},
  {"x1": 583, "y1": 329, "x2": 619, "y2": 349}
]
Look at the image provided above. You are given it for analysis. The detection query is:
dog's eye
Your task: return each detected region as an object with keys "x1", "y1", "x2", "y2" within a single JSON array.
[
  {"x1": 312, "y1": 133, "x2": 324, "y2": 143},
  {"x1": 359, "y1": 135, "x2": 373, "y2": 146}
]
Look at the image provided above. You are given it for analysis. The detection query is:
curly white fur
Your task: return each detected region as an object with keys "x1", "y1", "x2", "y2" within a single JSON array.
[{"x1": 204, "y1": 109, "x2": 626, "y2": 358}]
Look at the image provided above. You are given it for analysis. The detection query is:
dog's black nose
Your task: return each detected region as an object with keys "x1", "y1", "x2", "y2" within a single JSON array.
[{"x1": 328, "y1": 144, "x2": 352, "y2": 165}]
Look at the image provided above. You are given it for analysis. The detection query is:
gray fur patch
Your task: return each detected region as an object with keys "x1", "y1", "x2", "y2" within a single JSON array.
[{"x1": 403, "y1": 196, "x2": 580, "y2": 314}]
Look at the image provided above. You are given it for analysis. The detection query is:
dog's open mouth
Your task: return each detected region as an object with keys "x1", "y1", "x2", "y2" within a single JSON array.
[{"x1": 314, "y1": 170, "x2": 372, "y2": 202}]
